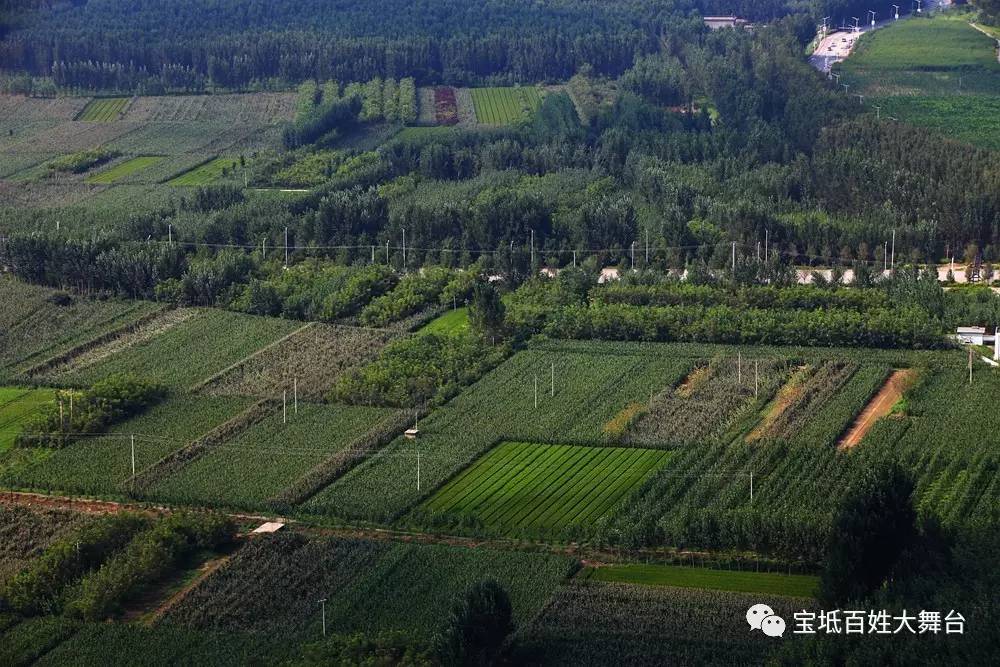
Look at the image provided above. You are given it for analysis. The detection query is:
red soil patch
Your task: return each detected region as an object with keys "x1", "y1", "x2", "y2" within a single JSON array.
[
  {"x1": 434, "y1": 87, "x2": 459, "y2": 125},
  {"x1": 837, "y1": 369, "x2": 917, "y2": 450}
]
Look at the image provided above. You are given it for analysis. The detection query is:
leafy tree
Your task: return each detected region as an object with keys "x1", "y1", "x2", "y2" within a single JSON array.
[
  {"x1": 820, "y1": 461, "x2": 917, "y2": 605},
  {"x1": 469, "y1": 280, "x2": 506, "y2": 340},
  {"x1": 437, "y1": 579, "x2": 514, "y2": 666}
]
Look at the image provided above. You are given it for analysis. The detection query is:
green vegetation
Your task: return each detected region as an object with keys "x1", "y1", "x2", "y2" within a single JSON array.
[
  {"x1": 520, "y1": 582, "x2": 811, "y2": 666},
  {"x1": 420, "y1": 307, "x2": 470, "y2": 335},
  {"x1": 15, "y1": 375, "x2": 165, "y2": 449},
  {"x1": 77, "y1": 98, "x2": 128, "y2": 122},
  {"x1": 46, "y1": 148, "x2": 120, "y2": 175},
  {"x1": 166, "y1": 156, "x2": 241, "y2": 186},
  {"x1": 0, "y1": 506, "x2": 94, "y2": 587},
  {"x1": 421, "y1": 442, "x2": 670, "y2": 537},
  {"x1": 837, "y1": 12, "x2": 1000, "y2": 148},
  {"x1": 471, "y1": 87, "x2": 543, "y2": 124},
  {"x1": 5, "y1": 395, "x2": 252, "y2": 496},
  {"x1": 148, "y1": 403, "x2": 398, "y2": 510},
  {"x1": 0, "y1": 279, "x2": 160, "y2": 379},
  {"x1": 581, "y1": 564, "x2": 819, "y2": 598},
  {"x1": 57, "y1": 309, "x2": 300, "y2": 390},
  {"x1": 0, "y1": 388, "x2": 55, "y2": 451},
  {"x1": 86, "y1": 156, "x2": 165, "y2": 184}
]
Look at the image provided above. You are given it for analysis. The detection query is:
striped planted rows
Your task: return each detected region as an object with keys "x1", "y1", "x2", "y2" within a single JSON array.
[
  {"x1": 77, "y1": 98, "x2": 129, "y2": 122},
  {"x1": 423, "y1": 441, "x2": 670, "y2": 535},
  {"x1": 470, "y1": 87, "x2": 542, "y2": 124}
]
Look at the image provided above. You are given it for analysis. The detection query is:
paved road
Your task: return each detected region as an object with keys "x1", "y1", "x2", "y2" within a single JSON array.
[{"x1": 808, "y1": 0, "x2": 953, "y2": 73}]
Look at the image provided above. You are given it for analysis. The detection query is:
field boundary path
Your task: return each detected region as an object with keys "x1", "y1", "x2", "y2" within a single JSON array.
[
  {"x1": 837, "y1": 369, "x2": 917, "y2": 450},
  {"x1": 970, "y1": 22, "x2": 1000, "y2": 63}
]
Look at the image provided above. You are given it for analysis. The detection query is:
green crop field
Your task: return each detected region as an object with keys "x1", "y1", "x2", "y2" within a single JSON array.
[
  {"x1": 77, "y1": 98, "x2": 129, "y2": 122},
  {"x1": 580, "y1": 563, "x2": 819, "y2": 598},
  {"x1": 166, "y1": 156, "x2": 241, "y2": 186},
  {"x1": 5, "y1": 396, "x2": 252, "y2": 496},
  {"x1": 148, "y1": 403, "x2": 398, "y2": 510},
  {"x1": 423, "y1": 442, "x2": 670, "y2": 536},
  {"x1": 0, "y1": 388, "x2": 55, "y2": 452},
  {"x1": 470, "y1": 87, "x2": 543, "y2": 124},
  {"x1": 56, "y1": 309, "x2": 301, "y2": 390},
  {"x1": 304, "y1": 344, "x2": 692, "y2": 523},
  {"x1": 86, "y1": 156, "x2": 165, "y2": 184},
  {"x1": 837, "y1": 13, "x2": 1000, "y2": 148},
  {"x1": 418, "y1": 307, "x2": 469, "y2": 335}
]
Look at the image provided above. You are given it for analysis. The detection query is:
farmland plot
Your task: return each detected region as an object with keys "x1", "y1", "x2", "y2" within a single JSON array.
[
  {"x1": 422, "y1": 442, "x2": 670, "y2": 537},
  {"x1": 624, "y1": 356, "x2": 791, "y2": 446},
  {"x1": 85, "y1": 156, "x2": 165, "y2": 184},
  {"x1": 580, "y1": 563, "x2": 818, "y2": 598},
  {"x1": 147, "y1": 403, "x2": 398, "y2": 510},
  {"x1": 122, "y1": 93, "x2": 296, "y2": 124},
  {"x1": 519, "y1": 581, "x2": 814, "y2": 666},
  {"x1": 0, "y1": 279, "x2": 160, "y2": 378},
  {"x1": 168, "y1": 532, "x2": 573, "y2": 642},
  {"x1": 167, "y1": 156, "x2": 241, "y2": 186},
  {"x1": 56, "y1": 309, "x2": 301, "y2": 390},
  {"x1": 0, "y1": 387, "x2": 56, "y2": 451},
  {"x1": 471, "y1": 86, "x2": 543, "y2": 124},
  {"x1": 77, "y1": 98, "x2": 130, "y2": 121},
  {"x1": 306, "y1": 346, "x2": 691, "y2": 522},
  {"x1": 3, "y1": 120, "x2": 137, "y2": 154},
  {"x1": 0, "y1": 505, "x2": 95, "y2": 586},
  {"x1": 200, "y1": 322, "x2": 395, "y2": 400},
  {"x1": 6, "y1": 395, "x2": 252, "y2": 496}
]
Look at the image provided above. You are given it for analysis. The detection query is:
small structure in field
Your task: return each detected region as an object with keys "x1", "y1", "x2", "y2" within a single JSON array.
[
  {"x1": 704, "y1": 16, "x2": 750, "y2": 30},
  {"x1": 954, "y1": 326, "x2": 999, "y2": 360},
  {"x1": 251, "y1": 522, "x2": 285, "y2": 534},
  {"x1": 598, "y1": 267, "x2": 621, "y2": 284},
  {"x1": 405, "y1": 427, "x2": 420, "y2": 439}
]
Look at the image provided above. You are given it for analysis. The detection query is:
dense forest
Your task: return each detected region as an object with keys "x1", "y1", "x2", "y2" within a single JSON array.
[{"x1": 0, "y1": 0, "x2": 916, "y2": 91}]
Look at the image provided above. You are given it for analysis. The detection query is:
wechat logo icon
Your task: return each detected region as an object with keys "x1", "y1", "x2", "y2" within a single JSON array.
[{"x1": 747, "y1": 604, "x2": 785, "y2": 637}]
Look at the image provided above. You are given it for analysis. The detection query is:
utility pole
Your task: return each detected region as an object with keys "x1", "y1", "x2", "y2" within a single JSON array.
[
  {"x1": 168, "y1": 224, "x2": 172, "y2": 245},
  {"x1": 890, "y1": 229, "x2": 895, "y2": 270},
  {"x1": 874, "y1": 105, "x2": 881, "y2": 119},
  {"x1": 534, "y1": 376, "x2": 538, "y2": 409},
  {"x1": 551, "y1": 362, "x2": 555, "y2": 397},
  {"x1": 573, "y1": 249, "x2": 577, "y2": 268},
  {"x1": 868, "y1": 10, "x2": 876, "y2": 27},
  {"x1": 754, "y1": 360, "x2": 759, "y2": 398},
  {"x1": 130, "y1": 434, "x2": 136, "y2": 479},
  {"x1": 750, "y1": 471, "x2": 754, "y2": 504},
  {"x1": 262, "y1": 239, "x2": 266, "y2": 260},
  {"x1": 318, "y1": 599, "x2": 327, "y2": 637},
  {"x1": 738, "y1": 352, "x2": 742, "y2": 384},
  {"x1": 969, "y1": 347, "x2": 974, "y2": 385},
  {"x1": 884, "y1": 241, "x2": 888, "y2": 272},
  {"x1": 371, "y1": 245, "x2": 375, "y2": 263},
  {"x1": 293, "y1": 378, "x2": 298, "y2": 415},
  {"x1": 402, "y1": 228, "x2": 406, "y2": 270},
  {"x1": 764, "y1": 229, "x2": 769, "y2": 262},
  {"x1": 631, "y1": 241, "x2": 635, "y2": 270},
  {"x1": 892, "y1": 4, "x2": 900, "y2": 20},
  {"x1": 417, "y1": 450, "x2": 421, "y2": 491},
  {"x1": 645, "y1": 227, "x2": 649, "y2": 264},
  {"x1": 284, "y1": 227, "x2": 289, "y2": 268},
  {"x1": 386, "y1": 239, "x2": 390, "y2": 264},
  {"x1": 283, "y1": 390, "x2": 287, "y2": 424},
  {"x1": 530, "y1": 229, "x2": 534, "y2": 270},
  {"x1": 731, "y1": 241, "x2": 736, "y2": 271}
]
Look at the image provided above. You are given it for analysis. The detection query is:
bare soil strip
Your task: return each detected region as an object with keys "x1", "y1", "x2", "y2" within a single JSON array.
[
  {"x1": 837, "y1": 369, "x2": 917, "y2": 450},
  {"x1": 746, "y1": 366, "x2": 810, "y2": 443},
  {"x1": 675, "y1": 365, "x2": 711, "y2": 398}
]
